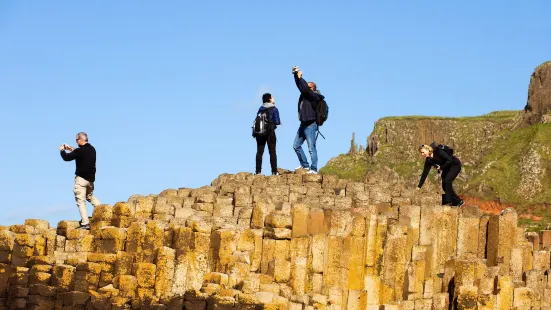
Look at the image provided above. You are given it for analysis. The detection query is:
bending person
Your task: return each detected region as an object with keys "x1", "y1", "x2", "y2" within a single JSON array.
[{"x1": 417, "y1": 143, "x2": 464, "y2": 207}]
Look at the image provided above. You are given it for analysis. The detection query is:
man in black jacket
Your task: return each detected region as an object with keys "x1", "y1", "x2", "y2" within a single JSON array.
[
  {"x1": 60, "y1": 132, "x2": 101, "y2": 229},
  {"x1": 292, "y1": 66, "x2": 325, "y2": 174}
]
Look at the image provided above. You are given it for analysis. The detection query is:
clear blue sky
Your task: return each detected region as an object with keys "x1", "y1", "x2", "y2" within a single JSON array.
[{"x1": 1, "y1": 1, "x2": 549, "y2": 226}]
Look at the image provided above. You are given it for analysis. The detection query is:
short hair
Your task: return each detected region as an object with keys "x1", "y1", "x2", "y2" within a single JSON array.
[
  {"x1": 77, "y1": 132, "x2": 88, "y2": 142},
  {"x1": 262, "y1": 93, "x2": 272, "y2": 103},
  {"x1": 308, "y1": 82, "x2": 317, "y2": 91},
  {"x1": 418, "y1": 144, "x2": 433, "y2": 154}
]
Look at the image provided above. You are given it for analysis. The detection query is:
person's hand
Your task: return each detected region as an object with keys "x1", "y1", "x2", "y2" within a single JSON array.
[
  {"x1": 59, "y1": 144, "x2": 65, "y2": 151},
  {"x1": 435, "y1": 164, "x2": 441, "y2": 170},
  {"x1": 297, "y1": 70, "x2": 302, "y2": 79}
]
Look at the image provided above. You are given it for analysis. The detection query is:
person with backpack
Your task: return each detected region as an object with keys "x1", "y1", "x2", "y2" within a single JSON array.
[
  {"x1": 291, "y1": 66, "x2": 327, "y2": 174},
  {"x1": 252, "y1": 93, "x2": 281, "y2": 176},
  {"x1": 417, "y1": 143, "x2": 464, "y2": 207}
]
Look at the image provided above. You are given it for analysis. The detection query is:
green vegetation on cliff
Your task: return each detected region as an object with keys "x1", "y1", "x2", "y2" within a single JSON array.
[
  {"x1": 320, "y1": 110, "x2": 551, "y2": 213},
  {"x1": 468, "y1": 123, "x2": 551, "y2": 205}
]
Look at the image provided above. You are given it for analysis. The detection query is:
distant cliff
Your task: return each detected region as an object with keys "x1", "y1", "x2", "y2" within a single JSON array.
[{"x1": 321, "y1": 61, "x2": 551, "y2": 222}]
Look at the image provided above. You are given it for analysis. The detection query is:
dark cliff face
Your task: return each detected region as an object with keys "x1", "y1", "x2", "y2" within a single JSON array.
[{"x1": 524, "y1": 62, "x2": 551, "y2": 125}]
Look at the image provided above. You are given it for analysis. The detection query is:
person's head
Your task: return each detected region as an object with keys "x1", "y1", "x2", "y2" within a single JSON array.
[
  {"x1": 262, "y1": 93, "x2": 274, "y2": 103},
  {"x1": 308, "y1": 82, "x2": 317, "y2": 91},
  {"x1": 418, "y1": 144, "x2": 433, "y2": 158},
  {"x1": 76, "y1": 132, "x2": 89, "y2": 146}
]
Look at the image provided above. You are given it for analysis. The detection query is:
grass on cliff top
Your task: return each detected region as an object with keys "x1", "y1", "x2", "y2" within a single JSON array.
[
  {"x1": 468, "y1": 123, "x2": 551, "y2": 206},
  {"x1": 319, "y1": 154, "x2": 368, "y2": 181},
  {"x1": 379, "y1": 110, "x2": 519, "y2": 123}
]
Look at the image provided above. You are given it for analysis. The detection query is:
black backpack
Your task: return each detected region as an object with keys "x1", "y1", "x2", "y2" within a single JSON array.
[
  {"x1": 315, "y1": 98, "x2": 329, "y2": 126},
  {"x1": 252, "y1": 108, "x2": 274, "y2": 137},
  {"x1": 430, "y1": 141, "x2": 454, "y2": 156}
]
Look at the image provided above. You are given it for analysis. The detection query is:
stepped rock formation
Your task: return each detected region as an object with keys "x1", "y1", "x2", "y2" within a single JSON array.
[{"x1": 2, "y1": 172, "x2": 551, "y2": 309}]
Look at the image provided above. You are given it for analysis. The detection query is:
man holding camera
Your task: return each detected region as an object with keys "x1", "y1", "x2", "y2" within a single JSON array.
[
  {"x1": 292, "y1": 66, "x2": 324, "y2": 174},
  {"x1": 59, "y1": 132, "x2": 101, "y2": 230}
]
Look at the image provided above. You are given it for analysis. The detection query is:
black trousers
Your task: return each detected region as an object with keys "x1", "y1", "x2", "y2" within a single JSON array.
[
  {"x1": 256, "y1": 133, "x2": 277, "y2": 173},
  {"x1": 441, "y1": 163, "x2": 462, "y2": 205}
]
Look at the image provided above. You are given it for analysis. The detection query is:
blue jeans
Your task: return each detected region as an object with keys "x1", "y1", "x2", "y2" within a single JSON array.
[{"x1": 293, "y1": 122, "x2": 318, "y2": 171}]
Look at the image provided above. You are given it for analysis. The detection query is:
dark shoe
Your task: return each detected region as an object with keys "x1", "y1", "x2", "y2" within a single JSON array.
[
  {"x1": 77, "y1": 223, "x2": 90, "y2": 230},
  {"x1": 272, "y1": 172, "x2": 280, "y2": 176}
]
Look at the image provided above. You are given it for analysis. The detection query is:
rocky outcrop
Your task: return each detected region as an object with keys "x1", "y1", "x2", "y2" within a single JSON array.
[
  {"x1": 524, "y1": 61, "x2": 551, "y2": 124},
  {"x1": 366, "y1": 114, "x2": 516, "y2": 166},
  {"x1": 1, "y1": 172, "x2": 551, "y2": 309}
]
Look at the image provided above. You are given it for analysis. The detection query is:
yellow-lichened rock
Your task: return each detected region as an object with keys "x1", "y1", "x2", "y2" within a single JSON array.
[
  {"x1": 364, "y1": 275, "x2": 382, "y2": 305},
  {"x1": 496, "y1": 275, "x2": 514, "y2": 310},
  {"x1": 346, "y1": 235, "x2": 365, "y2": 290},
  {"x1": 114, "y1": 275, "x2": 138, "y2": 299},
  {"x1": 135, "y1": 263, "x2": 156, "y2": 288},
  {"x1": 92, "y1": 204, "x2": 114, "y2": 222},
  {"x1": 51, "y1": 265, "x2": 75, "y2": 292},
  {"x1": 154, "y1": 246, "x2": 175, "y2": 299},
  {"x1": 456, "y1": 285, "x2": 478, "y2": 310},
  {"x1": 7, "y1": 173, "x2": 551, "y2": 308},
  {"x1": 456, "y1": 216, "x2": 480, "y2": 257},
  {"x1": 267, "y1": 260, "x2": 291, "y2": 283},
  {"x1": 513, "y1": 287, "x2": 536, "y2": 308},
  {"x1": 24, "y1": 219, "x2": 49, "y2": 231},
  {"x1": 477, "y1": 294, "x2": 496, "y2": 310},
  {"x1": 291, "y1": 204, "x2": 309, "y2": 238},
  {"x1": 0, "y1": 230, "x2": 15, "y2": 251}
]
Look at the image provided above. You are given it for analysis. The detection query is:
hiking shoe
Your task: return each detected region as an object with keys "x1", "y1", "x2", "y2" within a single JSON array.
[
  {"x1": 77, "y1": 223, "x2": 90, "y2": 230},
  {"x1": 307, "y1": 170, "x2": 318, "y2": 175},
  {"x1": 272, "y1": 172, "x2": 280, "y2": 176},
  {"x1": 458, "y1": 200, "x2": 465, "y2": 208},
  {"x1": 295, "y1": 166, "x2": 309, "y2": 171}
]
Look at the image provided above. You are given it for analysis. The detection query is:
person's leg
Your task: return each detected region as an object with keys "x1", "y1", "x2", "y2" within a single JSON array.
[
  {"x1": 85, "y1": 180, "x2": 101, "y2": 207},
  {"x1": 74, "y1": 176, "x2": 90, "y2": 225},
  {"x1": 443, "y1": 164, "x2": 462, "y2": 206},
  {"x1": 304, "y1": 123, "x2": 318, "y2": 172},
  {"x1": 255, "y1": 136, "x2": 267, "y2": 174},
  {"x1": 267, "y1": 132, "x2": 278, "y2": 174},
  {"x1": 293, "y1": 125, "x2": 309, "y2": 169},
  {"x1": 441, "y1": 170, "x2": 451, "y2": 205}
]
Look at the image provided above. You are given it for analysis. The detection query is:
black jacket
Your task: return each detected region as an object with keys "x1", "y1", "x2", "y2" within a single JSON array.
[
  {"x1": 60, "y1": 143, "x2": 97, "y2": 182},
  {"x1": 295, "y1": 75, "x2": 324, "y2": 125},
  {"x1": 418, "y1": 148, "x2": 461, "y2": 188}
]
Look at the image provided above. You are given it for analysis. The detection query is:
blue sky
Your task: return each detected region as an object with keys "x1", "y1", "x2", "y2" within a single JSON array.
[{"x1": 0, "y1": 1, "x2": 549, "y2": 226}]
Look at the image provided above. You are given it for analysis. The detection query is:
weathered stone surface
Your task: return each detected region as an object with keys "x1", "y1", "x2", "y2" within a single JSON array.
[
  {"x1": 524, "y1": 61, "x2": 551, "y2": 124},
  {"x1": 4, "y1": 172, "x2": 551, "y2": 308}
]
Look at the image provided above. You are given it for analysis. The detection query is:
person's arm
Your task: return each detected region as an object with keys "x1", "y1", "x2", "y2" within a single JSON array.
[
  {"x1": 436, "y1": 148, "x2": 454, "y2": 170},
  {"x1": 417, "y1": 159, "x2": 432, "y2": 188},
  {"x1": 60, "y1": 147, "x2": 79, "y2": 161},
  {"x1": 272, "y1": 108, "x2": 281, "y2": 125},
  {"x1": 294, "y1": 74, "x2": 320, "y2": 102}
]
